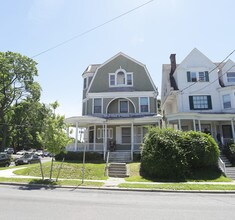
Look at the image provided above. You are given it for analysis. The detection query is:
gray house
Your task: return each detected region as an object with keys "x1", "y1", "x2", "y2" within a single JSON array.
[{"x1": 65, "y1": 52, "x2": 161, "y2": 160}]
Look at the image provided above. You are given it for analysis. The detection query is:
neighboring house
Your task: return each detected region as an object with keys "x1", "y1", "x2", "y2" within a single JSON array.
[
  {"x1": 161, "y1": 48, "x2": 235, "y2": 145},
  {"x1": 65, "y1": 52, "x2": 161, "y2": 160}
]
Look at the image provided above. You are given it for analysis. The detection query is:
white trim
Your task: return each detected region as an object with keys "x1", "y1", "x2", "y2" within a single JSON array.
[
  {"x1": 109, "y1": 73, "x2": 116, "y2": 87},
  {"x1": 106, "y1": 97, "x2": 137, "y2": 113},
  {"x1": 88, "y1": 91, "x2": 156, "y2": 99},
  {"x1": 109, "y1": 68, "x2": 133, "y2": 87},
  {"x1": 139, "y1": 97, "x2": 150, "y2": 113}
]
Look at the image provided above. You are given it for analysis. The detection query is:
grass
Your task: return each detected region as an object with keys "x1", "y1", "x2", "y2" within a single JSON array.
[
  {"x1": 126, "y1": 163, "x2": 232, "y2": 182},
  {"x1": 119, "y1": 183, "x2": 235, "y2": 191},
  {"x1": 13, "y1": 161, "x2": 108, "y2": 180},
  {"x1": 0, "y1": 177, "x2": 104, "y2": 187}
]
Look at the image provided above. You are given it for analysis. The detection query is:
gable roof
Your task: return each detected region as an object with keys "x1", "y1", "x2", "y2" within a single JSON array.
[{"x1": 86, "y1": 52, "x2": 158, "y2": 94}]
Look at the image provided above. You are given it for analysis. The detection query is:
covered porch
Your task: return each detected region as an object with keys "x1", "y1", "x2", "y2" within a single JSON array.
[
  {"x1": 165, "y1": 113, "x2": 235, "y2": 145},
  {"x1": 65, "y1": 114, "x2": 162, "y2": 160}
]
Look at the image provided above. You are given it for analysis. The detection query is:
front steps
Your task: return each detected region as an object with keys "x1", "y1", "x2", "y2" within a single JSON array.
[
  {"x1": 108, "y1": 163, "x2": 129, "y2": 178},
  {"x1": 108, "y1": 151, "x2": 132, "y2": 163},
  {"x1": 220, "y1": 153, "x2": 235, "y2": 180}
]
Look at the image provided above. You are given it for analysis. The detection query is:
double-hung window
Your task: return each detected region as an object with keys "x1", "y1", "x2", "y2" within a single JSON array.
[
  {"x1": 189, "y1": 95, "x2": 212, "y2": 110},
  {"x1": 223, "y1": 94, "x2": 231, "y2": 109},
  {"x1": 94, "y1": 98, "x2": 102, "y2": 113},
  {"x1": 227, "y1": 72, "x2": 235, "y2": 82},
  {"x1": 187, "y1": 71, "x2": 209, "y2": 82},
  {"x1": 109, "y1": 69, "x2": 133, "y2": 87},
  {"x1": 119, "y1": 100, "x2": 128, "y2": 113},
  {"x1": 140, "y1": 97, "x2": 149, "y2": 113},
  {"x1": 109, "y1": 74, "x2": 115, "y2": 86}
]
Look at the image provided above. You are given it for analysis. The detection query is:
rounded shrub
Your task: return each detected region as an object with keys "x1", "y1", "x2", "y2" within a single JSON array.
[
  {"x1": 180, "y1": 131, "x2": 219, "y2": 169},
  {"x1": 141, "y1": 128, "x2": 188, "y2": 180}
]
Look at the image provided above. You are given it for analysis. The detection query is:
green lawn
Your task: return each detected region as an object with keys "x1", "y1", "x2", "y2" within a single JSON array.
[
  {"x1": 13, "y1": 161, "x2": 108, "y2": 180},
  {"x1": 119, "y1": 183, "x2": 235, "y2": 191},
  {"x1": 126, "y1": 163, "x2": 232, "y2": 182}
]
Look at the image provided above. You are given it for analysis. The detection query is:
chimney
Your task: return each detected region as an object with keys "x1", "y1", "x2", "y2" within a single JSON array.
[{"x1": 170, "y1": 54, "x2": 176, "y2": 76}]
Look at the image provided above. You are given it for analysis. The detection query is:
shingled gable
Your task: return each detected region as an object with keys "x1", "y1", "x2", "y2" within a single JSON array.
[{"x1": 86, "y1": 52, "x2": 157, "y2": 94}]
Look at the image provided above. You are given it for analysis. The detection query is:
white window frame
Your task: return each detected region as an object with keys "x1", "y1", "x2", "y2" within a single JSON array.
[
  {"x1": 227, "y1": 72, "x2": 235, "y2": 82},
  {"x1": 83, "y1": 77, "x2": 88, "y2": 89},
  {"x1": 187, "y1": 71, "x2": 209, "y2": 82},
  {"x1": 93, "y1": 98, "x2": 103, "y2": 114},
  {"x1": 109, "y1": 68, "x2": 133, "y2": 87},
  {"x1": 97, "y1": 128, "x2": 113, "y2": 139},
  {"x1": 119, "y1": 99, "x2": 129, "y2": 113},
  {"x1": 139, "y1": 97, "x2": 150, "y2": 113},
  {"x1": 223, "y1": 94, "x2": 231, "y2": 109},
  {"x1": 121, "y1": 126, "x2": 131, "y2": 144}
]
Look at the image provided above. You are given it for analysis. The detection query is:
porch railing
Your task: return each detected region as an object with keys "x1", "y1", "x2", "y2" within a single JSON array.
[
  {"x1": 218, "y1": 157, "x2": 226, "y2": 175},
  {"x1": 66, "y1": 143, "x2": 103, "y2": 152}
]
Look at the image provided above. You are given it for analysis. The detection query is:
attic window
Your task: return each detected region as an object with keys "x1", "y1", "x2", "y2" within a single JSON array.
[{"x1": 109, "y1": 69, "x2": 133, "y2": 87}]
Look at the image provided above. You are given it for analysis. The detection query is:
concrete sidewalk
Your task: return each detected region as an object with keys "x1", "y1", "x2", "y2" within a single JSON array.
[{"x1": 0, "y1": 167, "x2": 235, "y2": 188}]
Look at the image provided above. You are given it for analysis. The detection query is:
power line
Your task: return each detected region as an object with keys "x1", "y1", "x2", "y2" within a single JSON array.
[
  {"x1": 190, "y1": 64, "x2": 235, "y2": 94},
  {"x1": 180, "y1": 49, "x2": 235, "y2": 93},
  {"x1": 31, "y1": 0, "x2": 155, "y2": 59}
]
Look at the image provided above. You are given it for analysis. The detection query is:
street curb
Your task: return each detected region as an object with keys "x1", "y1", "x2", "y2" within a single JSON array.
[{"x1": 1, "y1": 181, "x2": 235, "y2": 194}]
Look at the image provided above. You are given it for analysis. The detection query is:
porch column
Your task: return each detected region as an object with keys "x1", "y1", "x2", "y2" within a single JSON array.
[
  {"x1": 198, "y1": 120, "x2": 201, "y2": 131},
  {"x1": 66, "y1": 126, "x2": 70, "y2": 137},
  {"x1": 104, "y1": 123, "x2": 108, "y2": 152},
  {"x1": 178, "y1": 119, "x2": 182, "y2": 130},
  {"x1": 74, "y1": 122, "x2": 78, "y2": 151},
  {"x1": 231, "y1": 120, "x2": 235, "y2": 139},
  {"x1": 131, "y1": 122, "x2": 134, "y2": 161},
  {"x1": 93, "y1": 125, "x2": 96, "y2": 151},
  {"x1": 193, "y1": 119, "x2": 196, "y2": 131}
]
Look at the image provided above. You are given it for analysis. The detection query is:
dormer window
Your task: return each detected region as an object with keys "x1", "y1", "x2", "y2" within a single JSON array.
[
  {"x1": 227, "y1": 72, "x2": 235, "y2": 82},
  {"x1": 109, "y1": 69, "x2": 133, "y2": 87},
  {"x1": 187, "y1": 71, "x2": 209, "y2": 82}
]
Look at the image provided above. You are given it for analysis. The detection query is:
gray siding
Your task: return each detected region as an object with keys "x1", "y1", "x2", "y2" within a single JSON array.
[
  {"x1": 87, "y1": 99, "x2": 92, "y2": 115},
  {"x1": 89, "y1": 55, "x2": 155, "y2": 93}
]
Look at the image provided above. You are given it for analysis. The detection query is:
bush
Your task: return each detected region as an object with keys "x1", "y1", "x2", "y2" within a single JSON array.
[
  {"x1": 55, "y1": 151, "x2": 104, "y2": 162},
  {"x1": 181, "y1": 131, "x2": 219, "y2": 168},
  {"x1": 223, "y1": 143, "x2": 235, "y2": 165},
  {"x1": 141, "y1": 128, "x2": 188, "y2": 180},
  {"x1": 141, "y1": 128, "x2": 220, "y2": 180}
]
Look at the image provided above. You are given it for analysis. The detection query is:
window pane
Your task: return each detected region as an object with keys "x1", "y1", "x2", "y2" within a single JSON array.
[
  {"x1": 83, "y1": 78, "x2": 87, "y2": 89},
  {"x1": 117, "y1": 71, "x2": 125, "y2": 85},
  {"x1": 191, "y1": 72, "x2": 197, "y2": 82},
  {"x1": 223, "y1": 94, "x2": 231, "y2": 109},
  {"x1": 140, "y1": 97, "x2": 149, "y2": 112},
  {"x1": 120, "y1": 101, "x2": 128, "y2": 113},
  {"x1": 227, "y1": 72, "x2": 235, "y2": 82},
  {"x1": 122, "y1": 127, "x2": 131, "y2": 143},
  {"x1": 94, "y1": 98, "x2": 102, "y2": 113},
  {"x1": 110, "y1": 75, "x2": 115, "y2": 85},
  {"x1": 199, "y1": 72, "x2": 205, "y2": 81},
  {"x1": 127, "y1": 74, "x2": 132, "y2": 85},
  {"x1": 192, "y1": 96, "x2": 209, "y2": 109}
]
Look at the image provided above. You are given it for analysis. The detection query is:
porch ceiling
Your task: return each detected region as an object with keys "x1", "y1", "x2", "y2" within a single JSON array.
[{"x1": 65, "y1": 116, "x2": 106, "y2": 127}]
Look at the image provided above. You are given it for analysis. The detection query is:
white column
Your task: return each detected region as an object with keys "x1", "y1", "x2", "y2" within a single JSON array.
[
  {"x1": 198, "y1": 120, "x2": 201, "y2": 131},
  {"x1": 104, "y1": 123, "x2": 108, "y2": 152},
  {"x1": 178, "y1": 119, "x2": 181, "y2": 130},
  {"x1": 74, "y1": 122, "x2": 78, "y2": 151},
  {"x1": 231, "y1": 120, "x2": 235, "y2": 139},
  {"x1": 66, "y1": 127, "x2": 70, "y2": 137},
  {"x1": 131, "y1": 122, "x2": 134, "y2": 161},
  {"x1": 93, "y1": 125, "x2": 96, "y2": 151},
  {"x1": 193, "y1": 119, "x2": 196, "y2": 131}
]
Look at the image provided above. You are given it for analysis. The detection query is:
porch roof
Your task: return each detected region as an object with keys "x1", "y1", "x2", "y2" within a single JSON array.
[
  {"x1": 166, "y1": 112, "x2": 235, "y2": 122},
  {"x1": 65, "y1": 114, "x2": 162, "y2": 127}
]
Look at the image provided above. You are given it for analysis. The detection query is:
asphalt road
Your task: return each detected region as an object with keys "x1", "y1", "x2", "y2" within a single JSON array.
[{"x1": 0, "y1": 185, "x2": 235, "y2": 220}]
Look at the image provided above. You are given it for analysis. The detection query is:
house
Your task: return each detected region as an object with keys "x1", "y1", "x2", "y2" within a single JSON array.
[
  {"x1": 161, "y1": 48, "x2": 235, "y2": 145},
  {"x1": 65, "y1": 52, "x2": 161, "y2": 160}
]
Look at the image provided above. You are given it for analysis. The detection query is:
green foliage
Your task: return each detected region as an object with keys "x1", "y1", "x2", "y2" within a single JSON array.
[
  {"x1": 223, "y1": 143, "x2": 235, "y2": 165},
  {"x1": 141, "y1": 128, "x2": 188, "y2": 180},
  {"x1": 55, "y1": 151, "x2": 103, "y2": 162},
  {"x1": 141, "y1": 128, "x2": 220, "y2": 180}
]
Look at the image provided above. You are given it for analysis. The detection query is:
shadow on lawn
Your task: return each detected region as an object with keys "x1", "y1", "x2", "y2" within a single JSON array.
[
  {"x1": 139, "y1": 167, "x2": 223, "y2": 183},
  {"x1": 18, "y1": 179, "x2": 58, "y2": 191}
]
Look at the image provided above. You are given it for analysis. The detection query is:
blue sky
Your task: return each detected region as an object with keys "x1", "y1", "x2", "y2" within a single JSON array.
[{"x1": 1, "y1": 0, "x2": 235, "y2": 117}]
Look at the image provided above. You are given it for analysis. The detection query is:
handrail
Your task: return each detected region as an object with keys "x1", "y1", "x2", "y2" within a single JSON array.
[
  {"x1": 105, "y1": 151, "x2": 110, "y2": 176},
  {"x1": 218, "y1": 157, "x2": 226, "y2": 175}
]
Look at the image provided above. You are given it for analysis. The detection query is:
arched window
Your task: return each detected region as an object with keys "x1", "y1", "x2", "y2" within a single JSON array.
[{"x1": 117, "y1": 71, "x2": 125, "y2": 85}]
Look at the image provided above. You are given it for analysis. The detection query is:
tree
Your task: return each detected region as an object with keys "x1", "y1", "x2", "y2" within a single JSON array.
[
  {"x1": 37, "y1": 103, "x2": 72, "y2": 180},
  {"x1": 0, "y1": 51, "x2": 40, "y2": 150}
]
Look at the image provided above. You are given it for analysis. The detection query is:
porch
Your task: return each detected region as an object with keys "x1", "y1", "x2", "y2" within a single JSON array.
[
  {"x1": 165, "y1": 113, "x2": 235, "y2": 145},
  {"x1": 65, "y1": 114, "x2": 162, "y2": 160}
]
